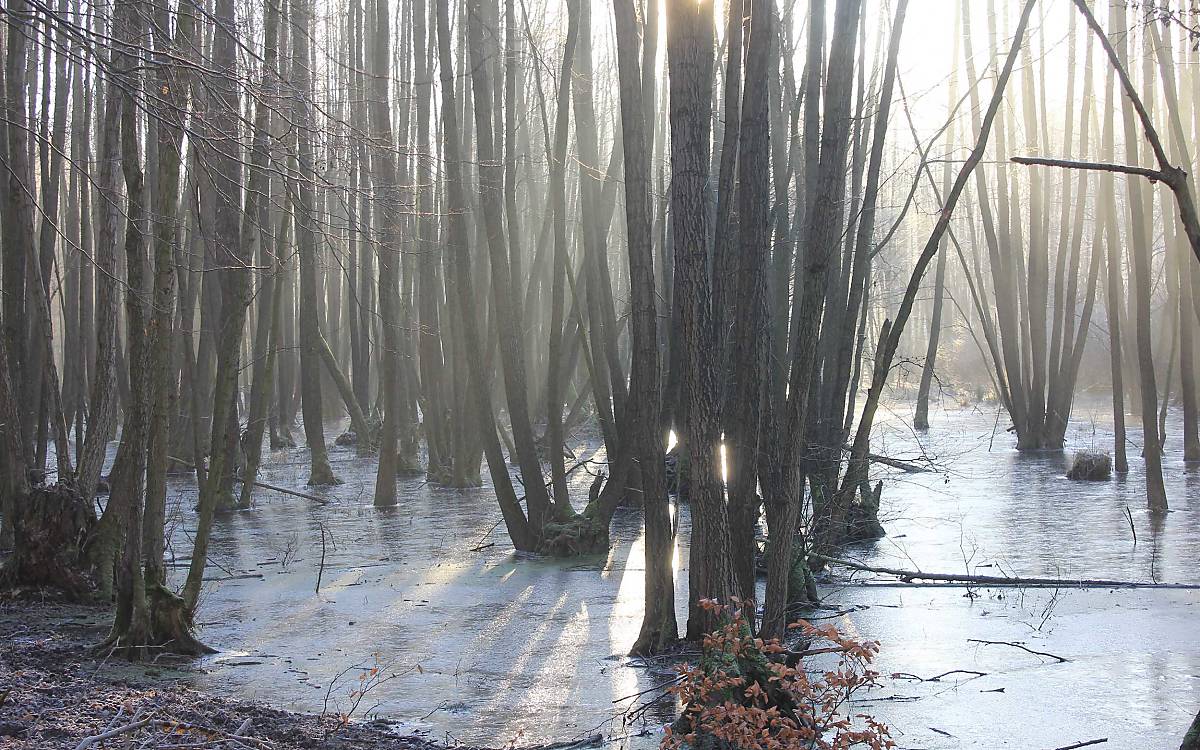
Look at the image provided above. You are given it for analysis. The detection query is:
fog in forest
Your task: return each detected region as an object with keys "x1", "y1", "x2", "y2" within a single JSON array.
[{"x1": 0, "y1": 0, "x2": 1198, "y2": 747}]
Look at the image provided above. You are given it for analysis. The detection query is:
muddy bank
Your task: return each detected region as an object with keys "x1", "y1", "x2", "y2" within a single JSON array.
[{"x1": 0, "y1": 601, "x2": 445, "y2": 750}]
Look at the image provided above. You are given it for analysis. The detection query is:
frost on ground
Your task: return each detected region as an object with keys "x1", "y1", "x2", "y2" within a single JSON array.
[{"x1": 0, "y1": 601, "x2": 436, "y2": 750}]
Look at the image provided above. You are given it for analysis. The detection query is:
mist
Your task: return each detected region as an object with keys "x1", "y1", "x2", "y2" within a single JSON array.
[{"x1": 0, "y1": 0, "x2": 1198, "y2": 748}]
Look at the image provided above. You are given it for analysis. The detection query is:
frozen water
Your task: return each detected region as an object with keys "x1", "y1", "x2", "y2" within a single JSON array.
[{"x1": 157, "y1": 399, "x2": 1198, "y2": 748}]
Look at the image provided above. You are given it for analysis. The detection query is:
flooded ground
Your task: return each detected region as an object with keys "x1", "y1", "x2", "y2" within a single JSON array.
[{"x1": 152, "y1": 398, "x2": 1197, "y2": 749}]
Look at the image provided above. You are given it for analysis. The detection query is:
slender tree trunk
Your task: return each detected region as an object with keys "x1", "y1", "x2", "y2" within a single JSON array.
[
  {"x1": 725, "y1": 0, "x2": 770, "y2": 607},
  {"x1": 371, "y1": 0, "x2": 412, "y2": 505},
  {"x1": 616, "y1": 0, "x2": 678, "y2": 656},
  {"x1": 143, "y1": 0, "x2": 196, "y2": 578},
  {"x1": 762, "y1": 0, "x2": 863, "y2": 639},
  {"x1": 544, "y1": 0, "x2": 581, "y2": 522},
  {"x1": 183, "y1": 0, "x2": 254, "y2": 614},
  {"x1": 1107, "y1": 2, "x2": 1166, "y2": 510},
  {"x1": 463, "y1": 0, "x2": 556, "y2": 523},
  {"x1": 290, "y1": 0, "x2": 339, "y2": 486},
  {"x1": 238, "y1": 0, "x2": 284, "y2": 507},
  {"x1": 664, "y1": 0, "x2": 731, "y2": 640}
]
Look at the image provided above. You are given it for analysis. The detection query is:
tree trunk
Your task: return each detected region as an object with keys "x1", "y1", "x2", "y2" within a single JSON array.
[
  {"x1": 615, "y1": 0, "x2": 678, "y2": 656},
  {"x1": 725, "y1": 0, "x2": 770, "y2": 607},
  {"x1": 463, "y1": 0, "x2": 556, "y2": 524},
  {"x1": 664, "y1": 0, "x2": 731, "y2": 640},
  {"x1": 290, "y1": 0, "x2": 339, "y2": 487}
]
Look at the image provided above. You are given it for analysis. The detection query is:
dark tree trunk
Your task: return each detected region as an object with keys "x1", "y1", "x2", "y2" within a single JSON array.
[
  {"x1": 615, "y1": 0, "x2": 678, "y2": 655},
  {"x1": 725, "y1": 0, "x2": 770, "y2": 607},
  {"x1": 664, "y1": 0, "x2": 731, "y2": 640}
]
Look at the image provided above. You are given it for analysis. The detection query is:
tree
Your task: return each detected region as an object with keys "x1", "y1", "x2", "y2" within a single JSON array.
[
  {"x1": 664, "y1": 0, "x2": 732, "y2": 640},
  {"x1": 615, "y1": 0, "x2": 677, "y2": 656}
]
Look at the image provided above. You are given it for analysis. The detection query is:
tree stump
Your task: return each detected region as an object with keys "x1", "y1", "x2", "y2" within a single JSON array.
[
  {"x1": 0, "y1": 484, "x2": 96, "y2": 599},
  {"x1": 1066, "y1": 451, "x2": 1111, "y2": 481}
]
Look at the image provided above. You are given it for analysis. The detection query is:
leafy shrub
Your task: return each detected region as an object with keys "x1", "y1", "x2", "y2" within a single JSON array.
[{"x1": 664, "y1": 599, "x2": 892, "y2": 750}]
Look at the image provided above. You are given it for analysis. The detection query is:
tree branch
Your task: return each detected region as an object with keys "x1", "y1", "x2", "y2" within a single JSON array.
[{"x1": 1010, "y1": 155, "x2": 1167, "y2": 183}]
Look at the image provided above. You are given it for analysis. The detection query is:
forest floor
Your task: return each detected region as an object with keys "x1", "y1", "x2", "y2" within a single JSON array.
[{"x1": 0, "y1": 599, "x2": 449, "y2": 750}]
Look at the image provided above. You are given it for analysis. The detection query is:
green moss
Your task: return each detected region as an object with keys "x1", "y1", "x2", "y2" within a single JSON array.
[{"x1": 538, "y1": 514, "x2": 609, "y2": 556}]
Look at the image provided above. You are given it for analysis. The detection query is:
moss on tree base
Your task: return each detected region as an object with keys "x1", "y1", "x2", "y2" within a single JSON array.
[
  {"x1": 97, "y1": 584, "x2": 215, "y2": 660},
  {"x1": 538, "y1": 513, "x2": 610, "y2": 556}
]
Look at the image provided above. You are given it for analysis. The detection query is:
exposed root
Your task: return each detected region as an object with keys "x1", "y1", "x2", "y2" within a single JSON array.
[
  {"x1": 0, "y1": 485, "x2": 96, "y2": 600},
  {"x1": 95, "y1": 584, "x2": 214, "y2": 660}
]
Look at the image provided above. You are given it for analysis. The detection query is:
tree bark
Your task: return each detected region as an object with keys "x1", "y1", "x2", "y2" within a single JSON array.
[{"x1": 615, "y1": 0, "x2": 678, "y2": 656}]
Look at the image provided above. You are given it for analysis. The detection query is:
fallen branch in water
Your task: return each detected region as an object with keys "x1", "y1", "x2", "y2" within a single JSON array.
[
  {"x1": 247, "y1": 478, "x2": 329, "y2": 504},
  {"x1": 869, "y1": 452, "x2": 930, "y2": 473},
  {"x1": 892, "y1": 669, "x2": 987, "y2": 682},
  {"x1": 170, "y1": 456, "x2": 330, "y2": 504},
  {"x1": 1052, "y1": 738, "x2": 1108, "y2": 750},
  {"x1": 812, "y1": 554, "x2": 1200, "y2": 589},
  {"x1": 201, "y1": 573, "x2": 265, "y2": 582},
  {"x1": 968, "y1": 639, "x2": 1069, "y2": 664}
]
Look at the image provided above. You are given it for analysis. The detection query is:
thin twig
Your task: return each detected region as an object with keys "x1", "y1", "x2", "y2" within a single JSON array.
[
  {"x1": 968, "y1": 639, "x2": 1070, "y2": 663},
  {"x1": 315, "y1": 524, "x2": 328, "y2": 594}
]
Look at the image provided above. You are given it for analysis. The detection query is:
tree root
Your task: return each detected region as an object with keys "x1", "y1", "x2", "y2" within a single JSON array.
[
  {"x1": 0, "y1": 485, "x2": 96, "y2": 600},
  {"x1": 96, "y1": 584, "x2": 215, "y2": 660}
]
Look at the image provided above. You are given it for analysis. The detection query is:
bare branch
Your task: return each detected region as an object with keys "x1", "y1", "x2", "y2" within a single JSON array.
[{"x1": 1010, "y1": 155, "x2": 1168, "y2": 182}]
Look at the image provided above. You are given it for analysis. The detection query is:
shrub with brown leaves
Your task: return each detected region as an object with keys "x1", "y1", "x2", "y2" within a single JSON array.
[{"x1": 664, "y1": 599, "x2": 893, "y2": 750}]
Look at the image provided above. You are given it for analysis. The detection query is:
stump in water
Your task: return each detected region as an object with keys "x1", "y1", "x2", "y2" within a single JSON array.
[
  {"x1": 0, "y1": 485, "x2": 96, "y2": 599},
  {"x1": 334, "y1": 430, "x2": 359, "y2": 446},
  {"x1": 1066, "y1": 451, "x2": 1111, "y2": 481},
  {"x1": 536, "y1": 471, "x2": 616, "y2": 556}
]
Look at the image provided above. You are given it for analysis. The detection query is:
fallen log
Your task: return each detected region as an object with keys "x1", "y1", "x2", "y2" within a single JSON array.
[
  {"x1": 1053, "y1": 739, "x2": 1108, "y2": 750},
  {"x1": 812, "y1": 554, "x2": 1200, "y2": 589}
]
